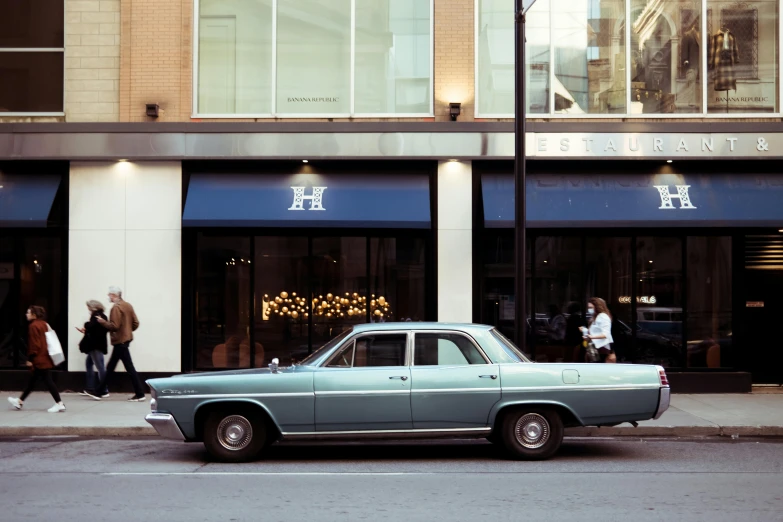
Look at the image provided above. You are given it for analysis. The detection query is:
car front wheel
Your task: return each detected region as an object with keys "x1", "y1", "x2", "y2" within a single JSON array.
[
  {"x1": 501, "y1": 408, "x2": 564, "y2": 460},
  {"x1": 203, "y1": 411, "x2": 267, "y2": 463}
]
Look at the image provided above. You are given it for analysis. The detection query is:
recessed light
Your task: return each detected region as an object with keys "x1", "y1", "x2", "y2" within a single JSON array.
[
  {"x1": 302, "y1": 160, "x2": 309, "y2": 163},
  {"x1": 666, "y1": 160, "x2": 673, "y2": 163},
  {"x1": 117, "y1": 159, "x2": 128, "y2": 162},
  {"x1": 649, "y1": 260, "x2": 653, "y2": 264},
  {"x1": 779, "y1": 229, "x2": 783, "y2": 233}
]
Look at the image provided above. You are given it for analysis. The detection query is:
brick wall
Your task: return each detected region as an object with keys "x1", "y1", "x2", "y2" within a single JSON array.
[
  {"x1": 119, "y1": 0, "x2": 192, "y2": 122},
  {"x1": 434, "y1": 0, "x2": 475, "y2": 122},
  {"x1": 64, "y1": 0, "x2": 121, "y2": 122}
]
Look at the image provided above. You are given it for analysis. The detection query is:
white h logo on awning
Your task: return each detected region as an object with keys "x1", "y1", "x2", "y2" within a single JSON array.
[
  {"x1": 654, "y1": 185, "x2": 697, "y2": 209},
  {"x1": 288, "y1": 186, "x2": 327, "y2": 211}
]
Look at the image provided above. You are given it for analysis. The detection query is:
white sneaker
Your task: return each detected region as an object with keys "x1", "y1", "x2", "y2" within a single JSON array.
[
  {"x1": 47, "y1": 402, "x2": 66, "y2": 413},
  {"x1": 7, "y1": 397, "x2": 22, "y2": 410}
]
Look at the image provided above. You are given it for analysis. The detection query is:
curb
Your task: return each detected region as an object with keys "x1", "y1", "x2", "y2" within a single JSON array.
[{"x1": 1, "y1": 426, "x2": 783, "y2": 438}]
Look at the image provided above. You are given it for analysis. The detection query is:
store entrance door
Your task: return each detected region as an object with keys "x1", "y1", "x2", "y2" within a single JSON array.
[{"x1": 743, "y1": 235, "x2": 783, "y2": 384}]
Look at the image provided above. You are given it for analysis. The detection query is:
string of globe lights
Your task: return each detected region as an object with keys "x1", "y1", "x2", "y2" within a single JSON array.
[{"x1": 262, "y1": 292, "x2": 390, "y2": 321}]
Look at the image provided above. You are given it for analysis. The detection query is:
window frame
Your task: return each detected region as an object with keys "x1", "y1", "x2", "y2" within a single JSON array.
[
  {"x1": 192, "y1": 0, "x2": 435, "y2": 119},
  {"x1": 0, "y1": 1, "x2": 65, "y2": 116},
  {"x1": 474, "y1": 0, "x2": 783, "y2": 119},
  {"x1": 322, "y1": 331, "x2": 412, "y2": 368},
  {"x1": 411, "y1": 330, "x2": 492, "y2": 366}
]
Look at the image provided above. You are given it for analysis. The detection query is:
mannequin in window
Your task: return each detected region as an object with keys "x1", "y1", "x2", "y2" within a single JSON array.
[
  {"x1": 708, "y1": 24, "x2": 740, "y2": 92},
  {"x1": 681, "y1": 20, "x2": 700, "y2": 105}
]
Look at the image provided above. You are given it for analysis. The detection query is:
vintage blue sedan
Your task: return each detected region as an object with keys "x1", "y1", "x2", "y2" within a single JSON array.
[{"x1": 145, "y1": 323, "x2": 670, "y2": 462}]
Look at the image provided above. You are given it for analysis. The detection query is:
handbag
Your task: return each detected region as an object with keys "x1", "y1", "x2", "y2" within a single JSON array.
[
  {"x1": 45, "y1": 323, "x2": 65, "y2": 366},
  {"x1": 585, "y1": 341, "x2": 600, "y2": 363}
]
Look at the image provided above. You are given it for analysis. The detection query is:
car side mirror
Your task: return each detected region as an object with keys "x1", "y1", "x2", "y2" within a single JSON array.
[{"x1": 269, "y1": 358, "x2": 280, "y2": 373}]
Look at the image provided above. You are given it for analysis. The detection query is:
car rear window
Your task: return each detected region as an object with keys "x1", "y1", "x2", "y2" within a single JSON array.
[{"x1": 489, "y1": 329, "x2": 532, "y2": 363}]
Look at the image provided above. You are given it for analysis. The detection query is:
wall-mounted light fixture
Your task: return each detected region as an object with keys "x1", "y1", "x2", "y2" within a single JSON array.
[
  {"x1": 449, "y1": 102, "x2": 461, "y2": 121},
  {"x1": 146, "y1": 103, "x2": 160, "y2": 118}
]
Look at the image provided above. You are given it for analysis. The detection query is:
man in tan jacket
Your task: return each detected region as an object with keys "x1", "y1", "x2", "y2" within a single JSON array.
[{"x1": 86, "y1": 286, "x2": 145, "y2": 401}]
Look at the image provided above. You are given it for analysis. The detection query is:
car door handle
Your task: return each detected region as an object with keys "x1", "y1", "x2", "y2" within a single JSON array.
[
  {"x1": 479, "y1": 375, "x2": 498, "y2": 380},
  {"x1": 389, "y1": 376, "x2": 408, "y2": 381}
]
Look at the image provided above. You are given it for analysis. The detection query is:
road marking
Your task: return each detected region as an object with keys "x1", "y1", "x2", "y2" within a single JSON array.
[{"x1": 104, "y1": 472, "x2": 430, "y2": 476}]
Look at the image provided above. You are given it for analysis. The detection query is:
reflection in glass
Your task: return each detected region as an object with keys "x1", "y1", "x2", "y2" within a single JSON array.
[
  {"x1": 631, "y1": 0, "x2": 702, "y2": 113},
  {"x1": 355, "y1": 0, "x2": 431, "y2": 114},
  {"x1": 534, "y1": 237, "x2": 582, "y2": 362},
  {"x1": 276, "y1": 0, "x2": 351, "y2": 114},
  {"x1": 198, "y1": 0, "x2": 273, "y2": 114},
  {"x1": 0, "y1": 236, "x2": 16, "y2": 367},
  {"x1": 553, "y1": 0, "x2": 626, "y2": 114},
  {"x1": 195, "y1": 235, "x2": 251, "y2": 369},
  {"x1": 311, "y1": 237, "x2": 367, "y2": 349},
  {"x1": 0, "y1": 0, "x2": 64, "y2": 48},
  {"x1": 636, "y1": 237, "x2": 683, "y2": 367},
  {"x1": 255, "y1": 237, "x2": 308, "y2": 367},
  {"x1": 706, "y1": 0, "x2": 779, "y2": 113},
  {"x1": 0, "y1": 52, "x2": 63, "y2": 112},
  {"x1": 370, "y1": 237, "x2": 426, "y2": 323},
  {"x1": 585, "y1": 237, "x2": 632, "y2": 360},
  {"x1": 687, "y1": 237, "x2": 732, "y2": 368}
]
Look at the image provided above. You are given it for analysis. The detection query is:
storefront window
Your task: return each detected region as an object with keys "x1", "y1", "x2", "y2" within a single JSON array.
[
  {"x1": 255, "y1": 236, "x2": 308, "y2": 367},
  {"x1": 534, "y1": 236, "x2": 582, "y2": 362},
  {"x1": 195, "y1": 235, "x2": 251, "y2": 369},
  {"x1": 553, "y1": 0, "x2": 626, "y2": 114},
  {"x1": 370, "y1": 237, "x2": 426, "y2": 322},
  {"x1": 354, "y1": 0, "x2": 431, "y2": 115},
  {"x1": 631, "y1": 0, "x2": 703, "y2": 114},
  {"x1": 636, "y1": 237, "x2": 683, "y2": 367},
  {"x1": 706, "y1": 0, "x2": 779, "y2": 113},
  {"x1": 0, "y1": 236, "x2": 15, "y2": 367},
  {"x1": 687, "y1": 236, "x2": 732, "y2": 367},
  {"x1": 477, "y1": 0, "x2": 550, "y2": 115},
  {"x1": 196, "y1": 0, "x2": 433, "y2": 116}
]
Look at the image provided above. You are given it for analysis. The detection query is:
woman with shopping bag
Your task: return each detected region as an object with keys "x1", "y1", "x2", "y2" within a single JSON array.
[{"x1": 6, "y1": 306, "x2": 66, "y2": 412}]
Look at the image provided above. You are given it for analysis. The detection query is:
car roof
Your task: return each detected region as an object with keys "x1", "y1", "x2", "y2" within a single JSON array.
[{"x1": 350, "y1": 322, "x2": 494, "y2": 333}]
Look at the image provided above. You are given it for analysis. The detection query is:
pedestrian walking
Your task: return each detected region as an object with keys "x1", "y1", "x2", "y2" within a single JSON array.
[
  {"x1": 583, "y1": 297, "x2": 617, "y2": 363},
  {"x1": 7, "y1": 306, "x2": 66, "y2": 412},
  {"x1": 85, "y1": 286, "x2": 145, "y2": 402},
  {"x1": 76, "y1": 300, "x2": 110, "y2": 398}
]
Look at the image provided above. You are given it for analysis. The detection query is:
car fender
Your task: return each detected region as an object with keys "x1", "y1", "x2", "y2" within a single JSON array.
[
  {"x1": 193, "y1": 397, "x2": 285, "y2": 434},
  {"x1": 488, "y1": 399, "x2": 585, "y2": 428}
]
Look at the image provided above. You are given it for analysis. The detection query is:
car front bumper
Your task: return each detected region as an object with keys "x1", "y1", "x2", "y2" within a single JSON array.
[
  {"x1": 145, "y1": 413, "x2": 186, "y2": 441},
  {"x1": 653, "y1": 386, "x2": 671, "y2": 420}
]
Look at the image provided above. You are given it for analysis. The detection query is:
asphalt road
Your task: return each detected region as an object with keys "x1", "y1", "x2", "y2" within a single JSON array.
[{"x1": 0, "y1": 437, "x2": 781, "y2": 521}]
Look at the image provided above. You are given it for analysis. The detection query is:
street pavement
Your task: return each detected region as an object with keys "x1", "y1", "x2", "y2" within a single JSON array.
[
  {"x1": 2, "y1": 391, "x2": 783, "y2": 437},
  {"x1": 0, "y1": 437, "x2": 781, "y2": 521}
]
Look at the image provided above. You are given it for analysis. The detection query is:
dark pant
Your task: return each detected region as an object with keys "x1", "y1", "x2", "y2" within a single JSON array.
[
  {"x1": 20, "y1": 368, "x2": 61, "y2": 403},
  {"x1": 85, "y1": 350, "x2": 108, "y2": 395},
  {"x1": 96, "y1": 342, "x2": 144, "y2": 397}
]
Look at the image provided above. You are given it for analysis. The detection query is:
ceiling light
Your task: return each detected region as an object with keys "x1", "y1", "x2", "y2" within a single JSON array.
[
  {"x1": 666, "y1": 160, "x2": 673, "y2": 163},
  {"x1": 117, "y1": 159, "x2": 128, "y2": 162},
  {"x1": 649, "y1": 260, "x2": 653, "y2": 264},
  {"x1": 302, "y1": 160, "x2": 308, "y2": 163}
]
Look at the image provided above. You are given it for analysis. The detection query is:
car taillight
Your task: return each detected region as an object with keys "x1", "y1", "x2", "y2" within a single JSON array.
[{"x1": 656, "y1": 366, "x2": 669, "y2": 386}]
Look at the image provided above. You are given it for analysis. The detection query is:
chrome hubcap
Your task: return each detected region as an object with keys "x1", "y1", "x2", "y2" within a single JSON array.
[
  {"x1": 514, "y1": 413, "x2": 550, "y2": 449},
  {"x1": 217, "y1": 415, "x2": 253, "y2": 451}
]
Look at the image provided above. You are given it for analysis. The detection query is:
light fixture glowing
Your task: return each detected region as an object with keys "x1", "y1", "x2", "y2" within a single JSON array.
[
  {"x1": 117, "y1": 159, "x2": 128, "y2": 162},
  {"x1": 302, "y1": 160, "x2": 309, "y2": 163},
  {"x1": 649, "y1": 260, "x2": 653, "y2": 264},
  {"x1": 666, "y1": 160, "x2": 673, "y2": 163}
]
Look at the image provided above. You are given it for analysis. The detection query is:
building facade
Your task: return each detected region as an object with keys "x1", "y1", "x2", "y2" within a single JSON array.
[{"x1": 2, "y1": 0, "x2": 783, "y2": 391}]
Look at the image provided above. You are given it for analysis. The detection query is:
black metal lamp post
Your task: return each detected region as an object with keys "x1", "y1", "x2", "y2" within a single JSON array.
[{"x1": 515, "y1": 0, "x2": 536, "y2": 351}]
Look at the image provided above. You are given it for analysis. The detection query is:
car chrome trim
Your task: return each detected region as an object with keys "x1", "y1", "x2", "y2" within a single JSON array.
[
  {"x1": 145, "y1": 413, "x2": 186, "y2": 441},
  {"x1": 502, "y1": 384, "x2": 661, "y2": 393},
  {"x1": 653, "y1": 386, "x2": 671, "y2": 420},
  {"x1": 314, "y1": 390, "x2": 410, "y2": 396},
  {"x1": 411, "y1": 388, "x2": 501, "y2": 394},
  {"x1": 157, "y1": 392, "x2": 314, "y2": 400},
  {"x1": 280, "y1": 427, "x2": 492, "y2": 441}
]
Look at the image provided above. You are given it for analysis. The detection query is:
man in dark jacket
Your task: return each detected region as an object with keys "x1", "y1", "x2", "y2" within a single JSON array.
[{"x1": 86, "y1": 286, "x2": 145, "y2": 402}]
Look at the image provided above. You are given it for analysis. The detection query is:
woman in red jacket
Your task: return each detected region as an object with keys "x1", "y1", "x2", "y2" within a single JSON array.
[{"x1": 7, "y1": 306, "x2": 66, "y2": 412}]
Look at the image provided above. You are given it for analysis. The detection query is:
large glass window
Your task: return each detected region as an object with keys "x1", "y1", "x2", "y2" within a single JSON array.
[
  {"x1": 687, "y1": 236, "x2": 732, "y2": 367},
  {"x1": 632, "y1": 0, "x2": 703, "y2": 114},
  {"x1": 0, "y1": 0, "x2": 63, "y2": 114},
  {"x1": 196, "y1": 0, "x2": 433, "y2": 116},
  {"x1": 553, "y1": 0, "x2": 626, "y2": 114},
  {"x1": 477, "y1": 0, "x2": 550, "y2": 115},
  {"x1": 0, "y1": 235, "x2": 15, "y2": 367},
  {"x1": 706, "y1": 0, "x2": 779, "y2": 113},
  {"x1": 370, "y1": 237, "x2": 426, "y2": 322}
]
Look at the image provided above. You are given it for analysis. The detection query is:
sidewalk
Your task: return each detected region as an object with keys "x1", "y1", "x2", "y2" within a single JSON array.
[{"x1": 1, "y1": 391, "x2": 782, "y2": 438}]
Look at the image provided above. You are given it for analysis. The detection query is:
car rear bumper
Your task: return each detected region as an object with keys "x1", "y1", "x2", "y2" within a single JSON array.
[
  {"x1": 653, "y1": 386, "x2": 671, "y2": 420},
  {"x1": 145, "y1": 413, "x2": 186, "y2": 441}
]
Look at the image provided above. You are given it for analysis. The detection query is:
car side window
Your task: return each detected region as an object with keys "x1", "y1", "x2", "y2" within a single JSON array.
[
  {"x1": 325, "y1": 334, "x2": 407, "y2": 368},
  {"x1": 414, "y1": 333, "x2": 487, "y2": 366}
]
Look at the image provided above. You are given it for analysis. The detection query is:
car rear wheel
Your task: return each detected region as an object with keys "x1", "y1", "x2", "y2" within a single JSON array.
[
  {"x1": 203, "y1": 411, "x2": 266, "y2": 463},
  {"x1": 501, "y1": 408, "x2": 563, "y2": 460}
]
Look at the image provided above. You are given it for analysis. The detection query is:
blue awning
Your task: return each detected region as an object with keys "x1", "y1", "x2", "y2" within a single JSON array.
[
  {"x1": 184, "y1": 173, "x2": 431, "y2": 228},
  {"x1": 0, "y1": 174, "x2": 61, "y2": 227},
  {"x1": 483, "y1": 173, "x2": 783, "y2": 228}
]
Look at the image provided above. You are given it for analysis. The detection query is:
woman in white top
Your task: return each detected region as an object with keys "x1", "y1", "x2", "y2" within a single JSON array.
[{"x1": 585, "y1": 297, "x2": 616, "y2": 363}]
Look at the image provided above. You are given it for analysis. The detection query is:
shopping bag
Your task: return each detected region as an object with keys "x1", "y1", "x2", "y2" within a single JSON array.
[{"x1": 45, "y1": 324, "x2": 65, "y2": 366}]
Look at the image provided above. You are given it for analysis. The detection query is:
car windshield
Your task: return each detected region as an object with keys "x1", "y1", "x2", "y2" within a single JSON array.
[
  {"x1": 296, "y1": 328, "x2": 353, "y2": 366},
  {"x1": 489, "y1": 328, "x2": 532, "y2": 363}
]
